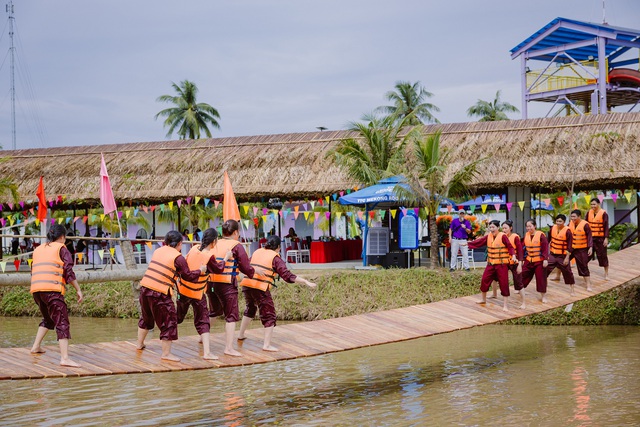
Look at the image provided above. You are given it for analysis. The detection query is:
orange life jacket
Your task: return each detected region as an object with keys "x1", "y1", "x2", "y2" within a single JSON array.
[
  {"x1": 177, "y1": 245, "x2": 212, "y2": 299},
  {"x1": 140, "y1": 245, "x2": 181, "y2": 295},
  {"x1": 487, "y1": 232, "x2": 511, "y2": 265},
  {"x1": 506, "y1": 233, "x2": 520, "y2": 264},
  {"x1": 524, "y1": 230, "x2": 544, "y2": 263},
  {"x1": 550, "y1": 225, "x2": 569, "y2": 255},
  {"x1": 569, "y1": 219, "x2": 588, "y2": 249},
  {"x1": 586, "y1": 208, "x2": 606, "y2": 238},
  {"x1": 30, "y1": 242, "x2": 67, "y2": 295},
  {"x1": 240, "y1": 248, "x2": 279, "y2": 291},
  {"x1": 210, "y1": 238, "x2": 239, "y2": 284}
]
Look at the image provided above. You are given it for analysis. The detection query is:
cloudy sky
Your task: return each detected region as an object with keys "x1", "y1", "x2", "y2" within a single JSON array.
[{"x1": 1, "y1": 0, "x2": 639, "y2": 150}]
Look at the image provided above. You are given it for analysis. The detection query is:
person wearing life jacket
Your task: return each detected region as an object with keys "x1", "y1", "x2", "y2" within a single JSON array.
[
  {"x1": 136, "y1": 230, "x2": 206, "y2": 362},
  {"x1": 587, "y1": 198, "x2": 610, "y2": 280},
  {"x1": 468, "y1": 220, "x2": 517, "y2": 312},
  {"x1": 516, "y1": 219, "x2": 549, "y2": 309},
  {"x1": 176, "y1": 228, "x2": 232, "y2": 360},
  {"x1": 545, "y1": 214, "x2": 576, "y2": 295},
  {"x1": 29, "y1": 224, "x2": 84, "y2": 368},
  {"x1": 569, "y1": 209, "x2": 594, "y2": 292},
  {"x1": 494, "y1": 220, "x2": 523, "y2": 298},
  {"x1": 237, "y1": 235, "x2": 316, "y2": 352},
  {"x1": 207, "y1": 220, "x2": 256, "y2": 357}
]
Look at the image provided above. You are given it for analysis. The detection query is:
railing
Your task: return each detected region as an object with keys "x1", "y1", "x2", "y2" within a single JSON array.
[{"x1": 610, "y1": 205, "x2": 639, "y2": 250}]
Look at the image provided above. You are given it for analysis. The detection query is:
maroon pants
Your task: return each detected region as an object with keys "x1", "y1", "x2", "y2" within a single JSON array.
[
  {"x1": 176, "y1": 293, "x2": 210, "y2": 335},
  {"x1": 33, "y1": 291, "x2": 71, "y2": 340},
  {"x1": 508, "y1": 263, "x2": 522, "y2": 290},
  {"x1": 480, "y1": 264, "x2": 510, "y2": 296},
  {"x1": 138, "y1": 287, "x2": 178, "y2": 341},
  {"x1": 242, "y1": 287, "x2": 277, "y2": 328},
  {"x1": 592, "y1": 237, "x2": 609, "y2": 268},
  {"x1": 210, "y1": 282, "x2": 240, "y2": 323},
  {"x1": 546, "y1": 253, "x2": 575, "y2": 285},
  {"x1": 519, "y1": 260, "x2": 547, "y2": 293},
  {"x1": 571, "y1": 248, "x2": 591, "y2": 277}
]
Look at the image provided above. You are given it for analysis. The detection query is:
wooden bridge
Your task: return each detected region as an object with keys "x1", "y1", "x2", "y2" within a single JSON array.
[{"x1": 1, "y1": 245, "x2": 638, "y2": 380}]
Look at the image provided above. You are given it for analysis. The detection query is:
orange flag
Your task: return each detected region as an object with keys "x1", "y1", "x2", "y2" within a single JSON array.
[
  {"x1": 223, "y1": 171, "x2": 241, "y2": 221},
  {"x1": 36, "y1": 176, "x2": 47, "y2": 222}
]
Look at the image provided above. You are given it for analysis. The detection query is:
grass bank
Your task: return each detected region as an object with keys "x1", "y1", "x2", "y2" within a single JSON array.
[{"x1": 0, "y1": 269, "x2": 638, "y2": 325}]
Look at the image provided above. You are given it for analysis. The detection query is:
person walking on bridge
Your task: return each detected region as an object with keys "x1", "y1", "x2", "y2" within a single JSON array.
[
  {"x1": 517, "y1": 219, "x2": 549, "y2": 309},
  {"x1": 586, "y1": 198, "x2": 609, "y2": 280},
  {"x1": 569, "y1": 209, "x2": 593, "y2": 292},
  {"x1": 546, "y1": 214, "x2": 576, "y2": 295}
]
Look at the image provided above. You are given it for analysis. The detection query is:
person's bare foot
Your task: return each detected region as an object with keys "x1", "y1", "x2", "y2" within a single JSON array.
[
  {"x1": 224, "y1": 349, "x2": 242, "y2": 357},
  {"x1": 60, "y1": 358, "x2": 81, "y2": 368},
  {"x1": 30, "y1": 347, "x2": 46, "y2": 354},
  {"x1": 502, "y1": 306, "x2": 510, "y2": 312},
  {"x1": 237, "y1": 336, "x2": 247, "y2": 341},
  {"x1": 203, "y1": 353, "x2": 219, "y2": 360},
  {"x1": 476, "y1": 300, "x2": 486, "y2": 305},
  {"x1": 488, "y1": 294, "x2": 497, "y2": 299},
  {"x1": 551, "y1": 276, "x2": 560, "y2": 282},
  {"x1": 513, "y1": 290, "x2": 520, "y2": 294},
  {"x1": 570, "y1": 285, "x2": 575, "y2": 296},
  {"x1": 541, "y1": 295, "x2": 548, "y2": 303},
  {"x1": 136, "y1": 344, "x2": 146, "y2": 351},
  {"x1": 198, "y1": 337, "x2": 202, "y2": 344},
  {"x1": 587, "y1": 286, "x2": 593, "y2": 292},
  {"x1": 263, "y1": 345, "x2": 279, "y2": 352},
  {"x1": 519, "y1": 303, "x2": 526, "y2": 310},
  {"x1": 161, "y1": 354, "x2": 181, "y2": 362}
]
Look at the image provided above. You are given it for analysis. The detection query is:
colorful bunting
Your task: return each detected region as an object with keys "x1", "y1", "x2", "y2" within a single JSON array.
[
  {"x1": 624, "y1": 191, "x2": 632, "y2": 203},
  {"x1": 481, "y1": 204, "x2": 488, "y2": 213},
  {"x1": 98, "y1": 249, "x2": 104, "y2": 260},
  {"x1": 390, "y1": 209, "x2": 397, "y2": 219},
  {"x1": 597, "y1": 193, "x2": 604, "y2": 203},
  {"x1": 557, "y1": 196, "x2": 564, "y2": 206},
  {"x1": 584, "y1": 194, "x2": 591, "y2": 204},
  {"x1": 506, "y1": 202, "x2": 513, "y2": 212},
  {"x1": 494, "y1": 203, "x2": 500, "y2": 212},
  {"x1": 13, "y1": 259, "x2": 20, "y2": 271},
  {"x1": 518, "y1": 201, "x2": 525, "y2": 211},
  {"x1": 611, "y1": 193, "x2": 618, "y2": 203},
  {"x1": 0, "y1": 261, "x2": 5, "y2": 272}
]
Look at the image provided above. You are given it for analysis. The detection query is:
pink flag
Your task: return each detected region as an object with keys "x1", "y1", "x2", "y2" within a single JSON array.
[{"x1": 100, "y1": 154, "x2": 117, "y2": 215}]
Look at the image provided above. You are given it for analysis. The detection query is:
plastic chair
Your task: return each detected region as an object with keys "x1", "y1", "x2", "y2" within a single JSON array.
[{"x1": 456, "y1": 249, "x2": 476, "y2": 269}]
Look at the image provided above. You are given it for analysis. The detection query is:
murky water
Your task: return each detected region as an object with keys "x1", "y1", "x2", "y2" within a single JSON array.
[{"x1": 0, "y1": 318, "x2": 639, "y2": 426}]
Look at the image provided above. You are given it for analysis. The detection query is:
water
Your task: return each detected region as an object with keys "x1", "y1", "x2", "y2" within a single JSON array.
[{"x1": 0, "y1": 318, "x2": 638, "y2": 426}]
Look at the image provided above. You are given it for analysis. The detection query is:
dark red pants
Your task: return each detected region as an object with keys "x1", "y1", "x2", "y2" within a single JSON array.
[
  {"x1": 480, "y1": 264, "x2": 510, "y2": 296},
  {"x1": 592, "y1": 237, "x2": 609, "y2": 267},
  {"x1": 176, "y1": 293, "x2": 210, "y2": 335},
  {"x1": 546, "y1": 253, "x2": 575, "y2": 285},
  {"x1": 242, "y1": 287, "x2": 277, "y2": 328},
  {"x1": 571, "y1": 248, "x2": 591, "y2": 277},
  {"x1": 138, "y1": 287, "x2": 178, "y2": 341},
  {"x1": 519, "y1": 260, "x2": 547, "y2": 293},
  {"x1": 210, "y1": 282, "x2": 240, "y2": 323},
  {"x1": 33, "y1": 291, "x2": 71, "y2": 340},
  {"x1": 508, "y1": 263, "x2": 522, "y2": 290}
]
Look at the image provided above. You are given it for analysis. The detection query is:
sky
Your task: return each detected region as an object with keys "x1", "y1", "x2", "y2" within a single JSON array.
[{"x1": 1, "y1": 0, "x2": 639, "y2": 150}]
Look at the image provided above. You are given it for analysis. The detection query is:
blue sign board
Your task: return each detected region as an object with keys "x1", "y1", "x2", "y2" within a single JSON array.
[{"x1": 399, "y1": 209, "x2": 419, "y2": 250}]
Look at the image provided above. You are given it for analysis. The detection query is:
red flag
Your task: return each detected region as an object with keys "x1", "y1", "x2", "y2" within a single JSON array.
[
  {"x1": 36, "y1": 176, "x2": 47, "y2": 221},
  {"x1": 223, "y1": 171, "x2": 240, "y2": 221},
  {"x1": 100, "y1": 153, "x2": 117, "y2": 215}
]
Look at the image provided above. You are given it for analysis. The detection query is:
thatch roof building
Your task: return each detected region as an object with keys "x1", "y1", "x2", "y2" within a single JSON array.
[{"x1": 1, "y1": 112, "x2": 639, "y2": 206}]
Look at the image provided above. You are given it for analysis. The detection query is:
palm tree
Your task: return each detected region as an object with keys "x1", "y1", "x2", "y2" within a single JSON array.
[
  {"x1": 398, "y1": 130, "x2": 484, "y2": 266},
  {"x1": 467, "y1": 90, "x2": 519, "y2": 122},
  {"x1": 155, "y1": 80, "x2": 220, "y2": 139},
  {"x1": 0, "y1": 155, "x2": 19, "y2": 203},
  {"x1": 376, "y1": 81, "x2": 440, "y2": 125},
  {"x1": 327, "y1": 113, "x2": 420, "y2": 186}
]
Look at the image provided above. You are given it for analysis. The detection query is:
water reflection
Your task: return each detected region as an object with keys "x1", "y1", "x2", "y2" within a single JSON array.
[{"x1": 0, "y1": 322, "x2": 638, "y2": 426}]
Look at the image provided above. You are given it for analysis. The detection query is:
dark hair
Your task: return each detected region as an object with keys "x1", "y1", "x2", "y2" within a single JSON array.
[
  {"x1": 265, "y1": 235, "x2": 281, "y2": 251},
  {"x1": 164, "y1": 230, "x2": 183, "y2": 248},
  {"x1": 555, "y1": 214, "x2": 566, "y2": 222},
  {"x1": 591, "y1": 198, "x2": 600, "y2": 204},
  {"x1": 199, "y1": 228, "x2": 218, "y2": 251},
  {"x1": 501, "y1": 220, "x2": 513, "y2": 229},
  {"x1": 489, "y1": 220, "x2": 500, "y2": 228},
  {"x1": 526, "y1": 219, "x2": 537, "y2": 227},
  {"x1": 571, "y1": 209, "x2": 582, "y2": 217},
  {"x1": 47, "y1": 224, "x2": 67, "y2": 242},
  {"x1": 221, "y1": 220, "x2": 239, "y2": 237}
]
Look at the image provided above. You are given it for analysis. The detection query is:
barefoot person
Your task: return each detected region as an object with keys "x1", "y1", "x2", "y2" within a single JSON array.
[
  {"x1": 207, "y1": 220, "x2": 256, "y2": 357},
  {"x1": 237, "y1": 235, "x2": 316, "y2": 351},
  {"x1": 30, "y1": 224, "x2": 84, "y2": 367},
  {"x1": 586, "y1": 198, "x2": 609, "y2": 280},
  {"x1": 502, "y1": 220, "x2": 523, "y2": 293},
  {"x1": 546, "y1": 214, "x2": 577, "y2": 295},
  {"x1": 517, "y1": 219, "x2": 549, "y2": 309},
  {"x1": 468, "y1": 220, "x2": 517, "y2": 311},
  {"x1": 569, "y1": 209, "x2": 593, "y2": 291},
  {"x1": 177, "y1": 228, "x2": 232, "y2": 360},
  {"x1": 137, "y1": 230, "x2": 206, "y2": 362}
]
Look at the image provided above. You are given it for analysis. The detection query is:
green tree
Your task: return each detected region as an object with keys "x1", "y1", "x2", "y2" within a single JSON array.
[
  {"x1": 467, "y1": 90, "x2": 519, "y2": 122},
  {"x1": 155, "y1": 80, "x2": 221, "y2": 139},
  {"x1": 0, "y1": 155, "x2": 19, "y2": 203},
  {"x1": 376, "y1": 81, "x2": 440, "y2": 125},
  {"x1": 399, "y1": 130, "x2": 484, "y2": 266}
]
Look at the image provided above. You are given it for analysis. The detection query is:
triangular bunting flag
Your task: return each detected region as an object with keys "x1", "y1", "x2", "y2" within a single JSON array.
[
  {"x1": 518, "y1": 201, "x2": 525, "y2": 211},
  {"x1": 390, "y1": 209, "x2": 397, "y2": 219},
  {"x1": 624, "y1": 191, "x2": 632, "y2": 203},
  {"x1": 28, "y1": 259, "x2": 33, "y2": 268},
  {"x1": 584, "y1": 194, "x2": 591, "y2": 204},
  {"x1": 303, "y1": 211, "x2": 310, "y2": 220},
  {"x1": 597, "y1": 193, "x2": 604, "y2": 203},
  {"x1": 294, "y1": 212, "x2": 299, "y2": 219},
  {"x1": 481, "y1": 204, "x2": 488, "y2": 213},
  {"x1": 557, "y1": 196, "x2": 564, "y2": 206},
  {"x1": 611, "y1": 193, "x2": 618, "y2": 203},
  {"x1": 506, "y1": 202, "x2": 513, "y2": 212},
  {"x1": 100, "y1": 214, "x2": 105, "y2": 221},
  {"x1": 380, "y1": 210, "x2": 387, "y2": 219},
  {"x1": 325, "y1": 212, "x2": 331, "y2": 219},
  {"x1": 0, "y1": 261, "x2": 6, "y2": 273},
  {"x1": 204, "y1": 198, "x2": 211, "y2": 207},
  {"x1": 77, "y1": 253, "x2": 84, "y2": 263},
  {"x1": 168, "y1": 201, "x2": 174, "y2": 210},
  {"x1": 110, "y1": 247, "x2": 115, "y2": 256},
  {"x1": 146, "y1": 242, "x2": 152, "y2": 249},
  {"x1": 195, "y1": 196, "x2": 201, "y2": 205},
  {"x1": 13, "y1": 259, "x2": 20, "y2": 271},
  {"x1": 176, "y1": 199, "x2": 182, "y2": 208},
  {"x1": 188, "y1": 233, "x2": 194, "y2": 241},
  {"x1": 469, "y1": 205, "x2": 476, "y2": 213},
  {"x1": 314, "y1": 212, "x2": 320, "y2": 221},
  {"x1": 214, "y1": 200, "x2": 220, "y2": 208},
  {"x1": 494, "y1": 203, "x2": 500, "y2": 212},
  {"x1": 336, "y1": 212, "x2": 342, "y2": 219},
  {"x1": 310, "y1": 201, "x2": 316, "y2": 209},
  {"x1": 242, "y1": 205, "x2": 249, "y2": 215},
  {"x1": 97, "y1": 249, "x2": 104, "y2": 260},
  {"x1": 136, "y1": 244, "x2": 142, "y2": 252},
  {"x1": 542, "y1": 198, "x2": 551, "y2": 206},
  {"x1": 325, "y1": 196, "x2": 330, "y2": 205}
]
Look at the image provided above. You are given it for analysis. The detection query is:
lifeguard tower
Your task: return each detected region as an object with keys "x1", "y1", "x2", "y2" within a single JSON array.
[{"x1": 511, "y1": 17, "x2": 640, "y2": 118}]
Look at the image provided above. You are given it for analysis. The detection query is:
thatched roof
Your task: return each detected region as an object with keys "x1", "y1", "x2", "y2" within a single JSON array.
[{"x1": 1, "y1": 112, "x2": 639, "y2": 206}]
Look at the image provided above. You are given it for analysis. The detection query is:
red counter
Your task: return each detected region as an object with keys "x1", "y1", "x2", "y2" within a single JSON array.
[{"x1": 310, "y1": 240, "x2": 362, "y2": 263}]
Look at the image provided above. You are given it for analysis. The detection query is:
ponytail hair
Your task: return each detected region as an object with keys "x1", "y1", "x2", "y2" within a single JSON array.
[
  {"x1": 489, "y1": 220, "x2": 500, "y2": 228},
  {"x1": 199, "y1": 228, "x2": 218, "y2": 251},
  {"x1": 221, "y1": 220, "x2": 239, "y2": 237},
  {"x1": 164, "y1": 230, "x2": 183, "y2": 248},
  {"x1": 47, "y1": 224, "x2": 67, "y2": 243}
]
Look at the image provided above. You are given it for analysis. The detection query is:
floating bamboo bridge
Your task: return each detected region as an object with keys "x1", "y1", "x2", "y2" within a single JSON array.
[{"x1": 1, "y1": 245, "x2": 638, "y2": 381}]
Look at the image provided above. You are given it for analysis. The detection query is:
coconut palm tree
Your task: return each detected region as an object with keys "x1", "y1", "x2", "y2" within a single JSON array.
[
  {"x1": 398, "y1": 130, "x2": 484, "y2": 266},
  {"x1": 0, "y1": 155, "x2": 19, "y2": 203},
  {"x1": 467, "y1": 90, "x2": 519, "y2": 122},
  {"x1": 376, "y1": 81, "x2": 440, "y2": 125},
  {"x1": 155, "y1": 80, "x2": 221, "y2": 139}
]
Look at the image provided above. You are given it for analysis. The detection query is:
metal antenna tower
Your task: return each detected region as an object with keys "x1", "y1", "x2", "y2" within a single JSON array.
[{"x1": 6, "y1": 0, "x2": 15, "y2": 150}]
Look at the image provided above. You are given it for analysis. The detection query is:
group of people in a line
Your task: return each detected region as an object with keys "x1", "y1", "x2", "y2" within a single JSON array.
[
  {"x1": 449, "y1": 199, "x2": 610, "y2": 311},
  {"x1": 28, "y1": 220, "x2": 316, "y2": 367}
]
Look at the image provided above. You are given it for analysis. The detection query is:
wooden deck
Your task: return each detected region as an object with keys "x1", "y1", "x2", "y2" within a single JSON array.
[{"x1": 1, "y1": 244, "x2": 638, "y2": 381}]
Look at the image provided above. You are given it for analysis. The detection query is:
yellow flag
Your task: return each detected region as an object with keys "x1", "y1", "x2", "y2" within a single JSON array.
[
  {"x1": 390, "y1": 209, "x2": 397, "y2": 219},
  {"x1": 195, "y1": 196, "x2": 201, "y2": 205},
  {"x1": 303, "y1": 211, "x2": 310, "y2": 220},
  {"x1": 424, "y1": 207, "x2": 429, "y2": 216},
  {"x1": 336, "y1": 212, "x2": 342, "y2": 219},
  {"x1": 188, "y1": 233, "x2": 194, "y2": 241},
  {"x1": 242, "y1": 205, "x2": 249, "y2": 215},
  {"x1": 168, "y1": 201, "x2": 174, "y2": 210},
  {"x1": 58, "y1": 217, "x2": 64, "y2": 224},
  {"x1": 126, "y1": 210, "x2": 131, "y2": 218},
  {"x1": 77, "y1": 253, "x2": 84, "y2": 263},
  {"x1": 35, "y1": 219, "x2": 40, "y2": 226},
  {"x1": 0, "y1": 261, "x2": 5, "y2": 272},
  {"x1": 100, "y1": 214, "x2": 105, "y2": 222},
  {"x1": 584, "y1": 194, "x2": 591, "y2": 204},
  {"x1": 110, "y1": 247, "x2": 115, "y2": 256},
  {"x1": 624, "y1": 191, "x2": 632, "y2": 203},
  {"x1": 28, "y1": 259, "x2": 33, "y2": 267},
  {"x1": 325, "y1": 196, "x2": 330, "y2": 205},
  {"x1": 146, "y1": 241, "x2": 152, "y2": 249},
  {"x1": 97, "y1": 249, "x2": 104, "y2": 259},
  {"x1": 518, "y1": 201, "x2": 525, "y2": 211},
  {"x1": 481, "y1": 204, "x2": 488, "y2": 213}
]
